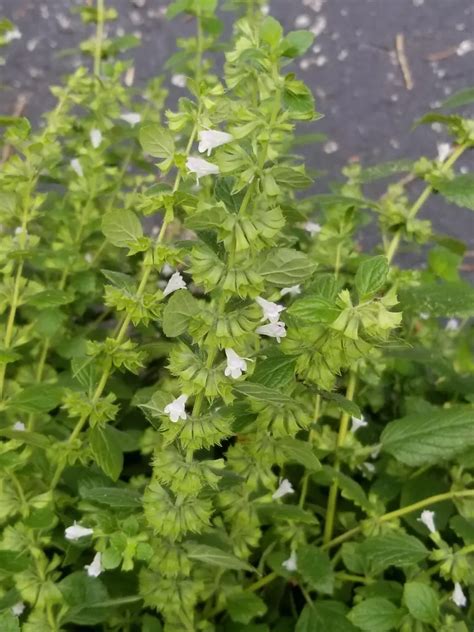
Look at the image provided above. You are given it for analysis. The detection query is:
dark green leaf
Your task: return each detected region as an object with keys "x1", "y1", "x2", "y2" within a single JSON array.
[
  {"x1": 90, "y1": 426, "x2": 123, "y2": 481},
  {"x1": 233, "y1": 382, "x2": 294, "y2": 406},
  {"x1": 355, "y1": 256, "x2": 389, "y2": 298},
  {"x1": 256, "y1": 503, "x2": 318, "y2": 525},
  {"x1": 227, "y1": 592, "x2": 267, "y2": 624},
  {"x1": 7, "y1": 384, "x2": 63, "y2": 413},
  {"x1": 102, "y1": 210, "x2": 143, "y2": 248},
  {"x1": 0, "y1": 551, "x2": 30, "y2": 573},
  {"x1": 80, "y1": 486, "x2": 141, "y2": 508},
  {"x1": 296, "y1": 602, "x2": 356, "y2": 632},
  {"x1": 250, "y1": 351, "x2": 296, "y2": 389},
  {"x1": 0, "y1": 613, "x2": 20, "y2": 632},
  {"x1": 348, "y1": 598, "x2": 403, "y2": 632},
  {"x1": 358, "y1": 533, "x2": 428, "y2": 573},
  {"x1": 260, "y1": 248, "x2": 315, "y2": 286},
  {"x1": 272, "y1": 166, "x2": 313, "y2": 188},
  {"x1": 185, "y1": 543, "x2": 253, "y2": 572},
  {"x1": 298, "y1": 545, "x2": 334, "y2": 594},
  {"x1": 435, "y1": 174, "x2": 474, "y2": 211},
  {"x1": 400, "y1": 281, "x2": 474, "y2": 317},
  {"x1": 279, "y1": 438, "x2": 321, "y2": 471},
  {"x1": 403, "y1": 582, "x2": 439, "y2": 625},
  {"x1": 162, "y1": 290, "x2": 200, "y2": 337}
]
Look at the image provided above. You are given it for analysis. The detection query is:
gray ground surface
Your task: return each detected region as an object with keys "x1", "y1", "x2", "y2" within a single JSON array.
[{"x1": 1, "y1": 0, "x2": 474, "y2": 255}]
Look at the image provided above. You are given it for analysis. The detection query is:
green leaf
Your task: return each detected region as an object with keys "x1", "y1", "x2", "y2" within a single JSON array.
[
  {"x1": 0, "y1": 613, "x2": 20, "y2": 632},
  {"x1": 90, "y1": 425, "x2": 123, "y2": 481},
  {"x1": 271, "y1": 166, "x2": 313, "y2": 189},
  {"x1": 319, "y1": 391, "x2": 361, "y2": 419},
  {"x1": 355, "y1": 256, "x2": 389, "y2": 298},
  {"x1": 260, "y1": 16, "x2": 283, "y2": 48},
  {"x1": 348, "y1": 598, "x2": 403, "y2": 632},
  {"x1": 185, "y1": 543, "x2": 253, "y2": 572},
  {"x1": 400, "y1": 281, "x2": 474, "y2": 317},
  {"x1": 260, "y1": 248, "x2": 315, "y2": 286},
  {"x1": 162, "y1": 290, "x2": 200, "y2": 337},
  {"x1": 102, "y1": 269, "x2": 136, "y2": 293},
  {"x1": 354, "y1": 159, "x2": 414, "y2": 183},
  {"x1": 79, "y1": 486, "x2": 142, "y2": 508},
  {"x1": 358, "y1": 533, "x2": 428, "y2": 573},
  {"x1": 227, "y1": 592, "x2": 267, "y2": 624},
  {"x1": 233, "y1": 382, "x2": 294, "y2": 406},
  {"x1": 280, "y1": 31, "x2": 314, "y2": 58},
  {"x1": 308, "y1": 194, "x2": 380, "y2": 210},
  {"x1": 139, "y1": 124, "x2": 175, "y2": 160},
  {"x1": 0, "y1": 550, "x2": 30, "y2": 573},
  {"x1": 7, "y1": 384, "x2": 63, "y2": 413},
  {"x1": 440, "y1": 86, "x2": 474, "y2": 109},
  {"x1": 298, "y1": 545, "x2": 334, "y2": 594},
  {"x1": 435, "y1": 174, "x2": 474, "y2": 210},
  {"x1": 59, "y1": 572, "x2": 110, "y2": 625},
  {"x1": 403, "y1": 582, "x2": 439, "y2": 625},
  {"x1": 102, "y1": 210, "x2": 143, "y2": 249},
  {"x1": 256, "y1": 503, "x2": 318, "y2": 525},
  {"x1": 0, "y1": 428, "x2": 50, "y2": 449},
  {"x1": 381, "y1": 407, "x2": 474, "y2": 466},
  {"x1": 29, "y1": 289, "x2": 73, "y2": 308},
  {"x1": 287, "y1": 295, "x2": 339, "y2": 324},
  {"x1": 279, "y1": 438, "x2": 321, "y2": 471},
  {"x1": 250, "y1": 351, "x2": 296, "y2": 389},
  {"x1": 296, "y1": 602, "x2": 356, "y2": 632}
]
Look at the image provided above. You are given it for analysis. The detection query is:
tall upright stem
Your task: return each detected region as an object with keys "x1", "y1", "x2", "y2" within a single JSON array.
[{"x1": 94, "y1": 0, "x2": 105, "y2": 77}]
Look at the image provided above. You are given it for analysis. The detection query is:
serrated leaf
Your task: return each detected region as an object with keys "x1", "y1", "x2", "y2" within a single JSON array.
[
  {"x1": 354, "y1": 159, "x2": 414, "y2": 183},
  {"x1": 355, "y1": 256, "x2": 389, "y2": 298},
  {"x1": 29, "y1": 289, "x2": 73, "y2": 308},
  {"x1": 233, "y1": 382, "x2": 293, "y2": 406},
  {"x1": 162, "y1": 290, "x2": 200, "y2": 337},
  {"x1": 381, "y1": 406, "x2": 474, "y2": 466},
  {"x1": 0, "y1": 550, "x2": 30, "y2": 573},
  {"x1": 308, "y1": 194, "x2": 380, "y2": 210},
  {"x1": 0, "y1": 428, "x2": 50, "y2": 449},
  {"x1": 79, "y1": 486, "x2": 142, "y2": 508},
  {"x1": 287, "y1": 295, "x2": 339, "y2": 323},
  {"x1": 296, "y1": 601, "x2": 356, "y2": 632},
  {"x1": 139, "y1": 124, "x2": 175, "y2": 160},
  {"x1": 348, "y1": 598, "x2": 403, "y2": 632},
  {"x1": 0, "y1": 613, "x2": 20, "y2": 632},
  {"x1": 319, "y1": 391, "x2": 361, "y2": 418},
  {"x1": 298, "y1": 545, "x2": 334, "y2": 594},
  {"x1": 358, "y1": 533, "x2": 428, "y2": 573},
  {"x1": 227, "y1": 592, "x2": 267, "y2": 624},
  {"x1": 271, "y1": 166, "x2": 313, "y2": 188},
  {"x1": 256, "y1": 503, "x2": 318, "y2": 525},
  {"x1": 279, "y1": 438, "x2": 321, "y2": 471},
  {"x1": 440, "y1": 86, "x2": 474, "y2": 109},
  {"x1": 102, "y1": 210, "x2": 143, "y2": 248},
  {"x1": 436, "y1": 174, "x2": 474, "y2": 210},
  {"x1": 102, "y1": 269, "x2": 136, "y2": 293},
  {"x1": 185, "y1": 543, "x2": 253, "y2": 572},
  {"x1": 280, "y1": 30, "x2": 314, "y2": 58},
  {"x1": 7, "y1": 384, "x2": 63, "y2": 413},
  {"x1": 403, "y1": 582, "x2": 439, "y2": 625},
  {"x1": 260, "y1": 248, "x2": 315, "y2": 286},
  {"x1": 250, "y1": 351, "x2": 296, "y2": 389},
  {"x1": 400, "y1": 281, "x2": 474, "y2": 317},
  {"x1": 90, "y1": 426, "x2": 123, "y2": 481}
]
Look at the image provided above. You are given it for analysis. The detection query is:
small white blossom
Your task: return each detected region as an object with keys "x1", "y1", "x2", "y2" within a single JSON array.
[
  {"x1": 419, "y1": 312, "x2": 430, "y2": 320},
  {"x1": 256, "y1": 321, "x2": 286, "y2": 343},
  {"x1": 445, "y1": 318, "x2": 460, "y2": 331},
  {"x1": 90, "y1": 129, "x2": 102, "y2": 149},
  {"x1": 171, "y1": 73, "x2": 187, "y2": 88},
  {"x1": 13, "y1": 421, "x2": 26, "y2": 431},
  {"x1": 351, "y1": 416, "x2": 368, "y2": 433},
  {"x1": 363, "y1": 462, "x2": 376, "y2": 473},
  {"x1": 163, "y1": 271, "x2": 187, "y2": 297},
  {"x1": 303, "y1": 221, "x2": 322, "y2": 236},
  {"x1": 70, "y1": 158, "x2": 83, "y2": 177},
  {"x1": 256, "y1": 296, "x2": 285, "y2": 323},
  {"x1": 161, "y1": 263, "x2": 174, "y2": 278},
  {"x1": 452, "y1": 582, "x2": 467, "y2": 608},
  {"x1": 84, "y1": 252, "x2": 93, "y2": 264},
  {"x1": 437, "y1": 142, "x2": 451, "y2": 163},
  {"x1": 457, "y1": 39, "x2": 474, "y2": 56},
  {"x1": 11, "y1": 602, "x2": 25, "y2": 616},
  {"x1": 224, "y1": 349, "x2": 247, "y2": 379},
  {"x1": 164, "y1": 394, "x2": 188, "y2": 423},
  {"x1": 65, "y1": 521, "x2": 94, "y2": 541},
  {"x1": 84, "y1": 552, "x2": 103, "y2": 578},
  {"x1": 280, "y1": 285, "x2": 301, "y2": 297},
  {"x1": 186, "y1": 156, "x2": 220, "y2": 181},
  {"x1": 4, "y1": 28, "x2": 21, "y2": 43},
  {"x1": 272, "y1": 478, "x2": 295, "y2": 500},
  {"x1": 198, "y1": 129, "x2": 233, "y2": 156},
  {"x1": 282, "y1": 550, "x2": 298, "y2": 572},
  {"x1": 418, "y1": 509, "x2": 436, "y2": 534},
  {"x1": 15, "y1": 226, "x2": 24, "y2": 236},
  {"x1": 120, "y1": 112, "x2": 141, "y2": 126}
]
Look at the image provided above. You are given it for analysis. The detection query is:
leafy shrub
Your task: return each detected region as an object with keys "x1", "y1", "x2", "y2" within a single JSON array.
[{"x1": 1, "y1": 1, "x2": 474, "y2": 630}]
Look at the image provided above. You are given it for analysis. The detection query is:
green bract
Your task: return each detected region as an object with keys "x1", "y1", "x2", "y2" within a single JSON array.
[{"x1": 0, "y1": 1, "x2": 474, "y2": 631}]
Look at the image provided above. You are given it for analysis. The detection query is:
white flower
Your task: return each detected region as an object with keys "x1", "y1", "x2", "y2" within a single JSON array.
[
  {"x1": 303, "y1": 221, "x2": 322, "y2": 236},
  {"x1": 351, "y1": 416, "x2": 368, "y2": 433},
  {"x1": 14, "y1": 226, "x2": 24, "y2": 236},
  {"x1": 65, "y1": 521, "x2": 94, "y2": 541},
  {"x1": 70, "y1": 158, "x2": 83, "y2": 177},
  {"x1": 419, "y1": 312, "x2": 429, "y2": 320},
  {"x1": 198, "y1": 130, "x2": 233, "y2": 156},
  {"x1": 84, "y1": 552, "x2": 103, "y2": 578},
  {"x1": 452, "y1": 582, "x2": 467, "y2": 608},
  {"x1": 11, "y1": 602, "x2": 25, "y2": 616},
  {"x1": 280, "y1": 285, "x2": 301, "y2": 297},
  {"x1": 84, "y1": 252, "x2": 93, "y2": 264},
  {"x1": 224, "y1": 349, "x2": 247, "y2": 379},
  {"x1": 120, "y1": 112, "x2": 141, "y2": 126},
  {"x1": 418, "y1": 509, "x2": 436, "y2": 534},
  {"x1": 445, "y1": 318, "x2": 460, "y2": 331},
  {"x1": 163, "y1": 271, "x2": 187, "y2": 297},
  {"x1": 164, "y1": 394, "x2": 188, "y2": 423},
  {"x1": 282, "y1": 550, "x2": 298, "y2": 572},
  {"x1": 256, "y1": 297, "x2": 285, "y2": 323},
  {"x1": 272, "y1": 478, "x2": 294, "y2": 500},
  {"x1": 363, "y1": 462, "x2": 375, "y2": 473},
  {"x1": 256, "y1": 321, "x2": 286, "y2": 343},
  {"x1": 90, "y1": 129, "x2": 102, "y2": 149},
  {"x1": 171, "y1": 73, "x2": 187, "y2": 88},
  {"x1": 13, "y1": 421, "x2": 26, "y2": 431},
  {"x1": 437, "y1": 142, "x2": 451, "y2": 163},
  {"x1": 5, "y1": 28, "x2": 21, "y2": 43},
  {"x1": 186, "y1": 156, "x2": 219, "y2": 181},
  {"x1": 162, "y1": 263, "x2": 174, "y2": 278}
]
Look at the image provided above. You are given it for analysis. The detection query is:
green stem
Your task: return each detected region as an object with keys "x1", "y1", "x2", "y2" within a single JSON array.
[
  {"x1": 94, "y1": 0, "x2": 105, "y2": 77},
  {"x1": 299, "y1": 394, "x2": 321, "y2": 508},
  {"x1": 385, "y1": 142, "x2": 468, "y2": 264},
  {"x1": 322, "y1": 488, "x2": 474, "y2": 551},
  {"x1": 323, "y1": 371, "x2": 357, "y2": 544},
  {"x1": 0, "y1": 262, "x2": 24, "y2": 399},
  {"x1": 335, "y1": 572, "x2": 373, "y2": 585}
]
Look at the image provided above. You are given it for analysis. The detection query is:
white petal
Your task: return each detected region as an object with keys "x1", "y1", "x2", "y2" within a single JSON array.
[
  {"x1": 437, "y1": 142, "x2": 451, "y2": 163},
  {"x1": 417, "y1": 510, "x2": 436, "y2": 534},
  {"x1": 303, "y1": 221, "x2": 322, "y2": 236},
  {"x1": 84, "y1": 552, "x2": 103, "y2": 577},
  {"x1": 120, "y1": 112, "x2": 141, "y2": 126},
  {"x1": 282, "y1": 550, "x2": 298, "y2": 572},
  {"x1": 452, "y1": 582, "x2": 467, "y2": 607},
  {"x1": 164, "y1": 394, "x2": 188, "y2": 423},
  {"x1": 256, "y1": 321, "x2": 286, "y2": 343},
  {"x1": 90, "y1": 129, "x2": 102, "y2": 149},
  {"x1": 256, "y1": 297, "x2": 285, "y2": 323},
  {"x1": 280, "y1": 285, "x2": 301, "y2": 297},
  {"x1": 198, "y1": 130, "x2": 233, "y2": 156},
  {"x1": 163, "y1": 271, "x2": 187, "y2": 297},
  {"x1": 445, "y1": 318, "x2": 459, "y2": 331},
  {"x1": 5, "y1": 28, "x2": 21, "y2": 43},
  {"x1": 13, "y1": 421, "x2": 26, "y2": 431},
  {"x1": 11, "y1": 602, "x2": 25, "y2": 616},
  {"x1": 186, "y1": 156, "x2": 220, "y2": 181},
  {"x1": 272, "y1": 478, "x2": 294, "y2": 500},
  {"x1": 70, "y1": 158, "x2": 84, "y2": 177},
  {"x1": 65, "y1": 521, "x2": 94, "y2": 541},
  {"x1": 350, "y1": 416, "x2": 368, "y2": 433},
  {"x1": 224, "y1": 348, "x2": 247, "y2": 379},
  {"x1": 171, "y1": 73, "x2": 187, "y2": 88}
]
